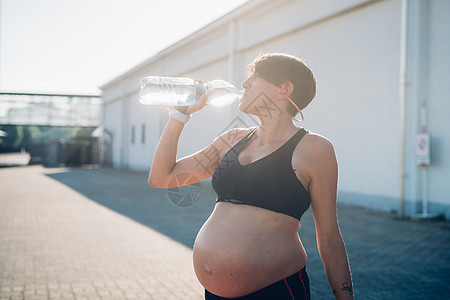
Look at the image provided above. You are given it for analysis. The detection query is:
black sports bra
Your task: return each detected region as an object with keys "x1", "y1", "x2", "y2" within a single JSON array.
[{"x1": 212, "y1": 127, "x2": 311, "y2": 221}]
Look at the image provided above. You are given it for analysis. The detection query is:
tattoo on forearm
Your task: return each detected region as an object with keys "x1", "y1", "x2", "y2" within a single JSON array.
[
  {"x1": 341, "y1": 282, "x2": 353, "y2": 295},
  {"x1": 333, "y1": 282, "x2": 353, "y2": 296}
]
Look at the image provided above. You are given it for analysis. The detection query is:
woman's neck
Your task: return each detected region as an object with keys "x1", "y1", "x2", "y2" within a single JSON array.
[{"x1": 255, "y1": 117, "x2": 298, "y2": 145}]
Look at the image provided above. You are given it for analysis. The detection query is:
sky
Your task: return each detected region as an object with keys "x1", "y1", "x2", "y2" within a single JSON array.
[{"x1": 0, "y1": 0, "x2": 249, "y2": 95}]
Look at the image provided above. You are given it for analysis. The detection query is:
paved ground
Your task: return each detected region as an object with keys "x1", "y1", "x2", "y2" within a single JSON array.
[{"x1": 1, "y1": 163, "x2": 449, "y2": 299}]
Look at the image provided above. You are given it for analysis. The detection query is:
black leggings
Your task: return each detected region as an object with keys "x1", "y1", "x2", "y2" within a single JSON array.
[{"x1": 205, "y1": 266, "x2": 310, "y2": 300}]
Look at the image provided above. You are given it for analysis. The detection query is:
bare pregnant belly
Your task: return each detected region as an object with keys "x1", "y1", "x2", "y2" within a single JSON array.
[{"x1": 193, "y1": 202, "x2": 307, "y2": 298}]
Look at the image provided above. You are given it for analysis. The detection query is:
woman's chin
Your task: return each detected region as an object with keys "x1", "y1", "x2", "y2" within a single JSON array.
[
  {"x1": 237, "y1": 102, "x2": 246, "y2": 113},
  {"x1": 238, "y1": 102, "x2": 252, "y2": 114}
]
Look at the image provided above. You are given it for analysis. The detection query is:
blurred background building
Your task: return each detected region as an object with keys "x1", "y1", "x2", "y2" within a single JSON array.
[
  {"x1": 0, "y1": 92, "x2": 103, "y2": 166},
  {"x1": 100, "y1": 0, "x2": 449, "y2": 219}
]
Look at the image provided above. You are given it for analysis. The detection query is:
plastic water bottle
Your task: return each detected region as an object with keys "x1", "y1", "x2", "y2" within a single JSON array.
[{"x1": 139, "y1": 76, "x2": 242, "y2": 107}]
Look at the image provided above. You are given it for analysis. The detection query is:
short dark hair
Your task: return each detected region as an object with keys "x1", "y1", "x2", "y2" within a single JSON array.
[{"x1": 247, "y1": 53, "x2": 316, "y2": 115}]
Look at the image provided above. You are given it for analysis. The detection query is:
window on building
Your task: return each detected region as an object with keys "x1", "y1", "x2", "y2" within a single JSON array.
[
  {"x1": 142, "y1": 124, "x2": 146, "y2": 144},
  {"x1": 131, "y1": 125, "x2": 135, "y2": 144}
]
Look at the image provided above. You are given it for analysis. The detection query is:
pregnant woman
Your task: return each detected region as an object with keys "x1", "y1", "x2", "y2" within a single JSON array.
[{"x1": 148, "y1": 53, "x2": 353, "y2": 300}]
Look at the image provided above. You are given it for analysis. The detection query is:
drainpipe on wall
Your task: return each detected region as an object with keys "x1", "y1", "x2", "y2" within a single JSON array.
[{"x1": 398, "y1": 0, "x2": 408, "y2": 218}]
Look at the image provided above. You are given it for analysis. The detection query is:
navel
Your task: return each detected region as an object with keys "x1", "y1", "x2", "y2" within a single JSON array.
[{"x1": 205, "y1": 264, "x2": 213, "y2": 276}]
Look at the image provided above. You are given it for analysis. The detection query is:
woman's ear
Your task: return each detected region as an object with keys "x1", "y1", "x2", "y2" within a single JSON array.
[{"x1": 279, "y1": 81, "x2": 294, "y2": 98}]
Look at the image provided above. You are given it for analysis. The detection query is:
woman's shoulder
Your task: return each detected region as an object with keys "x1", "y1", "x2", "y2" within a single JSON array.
[
  {"x1": 293, "y1": 130, "x2": 338, "y2": 183},
  {"x1": 296, "y1": 130, "x2": 336, "y2": 162},
  {"x1": 302, "y1": 130, "x2": 334, "y2": 148}
]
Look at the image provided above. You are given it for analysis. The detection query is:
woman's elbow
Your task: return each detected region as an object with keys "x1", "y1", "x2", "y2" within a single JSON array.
[
  {"x1": 147, "y1": 177, "x2": 157, "y2": 187},
  {"x1": 147, "y1": 175, "x2": 167, "y2": 188}
]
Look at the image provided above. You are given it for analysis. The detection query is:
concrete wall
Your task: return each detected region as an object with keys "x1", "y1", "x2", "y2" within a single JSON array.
[
  {"x1": 400, "y1": 0, "x2": 450, "y2": 218},
  {"x1": 102, "y1": 98, "x2": 123, "y2": 168},
  {"x1": 427, "y1": 0, "x2": 450, "y2": 214},
  {"x1": 101, "y1": 0, "x2": 450, "y2": 219}
]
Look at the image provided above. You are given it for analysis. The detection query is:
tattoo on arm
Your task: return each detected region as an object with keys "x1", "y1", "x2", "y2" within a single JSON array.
[
  {"x1": 333, "y1": 282, "x2": 353, "y2": 296},
  {"x1": 341, "y1": 282, "x2": 353, "y2": 295}
]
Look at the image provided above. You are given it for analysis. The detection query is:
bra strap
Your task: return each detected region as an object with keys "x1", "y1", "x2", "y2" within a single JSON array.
[{"x1": 283, "y1": 128, "x2": 308, "y2": 157}]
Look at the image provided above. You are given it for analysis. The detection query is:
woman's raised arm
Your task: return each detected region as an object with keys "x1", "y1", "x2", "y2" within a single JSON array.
[{"x1": 148, "y1": 93, "x2": 250, "y2": 189}]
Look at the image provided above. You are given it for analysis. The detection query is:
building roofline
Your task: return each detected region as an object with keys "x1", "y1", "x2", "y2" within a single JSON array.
[{"x1": 99, "y1": 0, "x2": 266, "y2": 90}]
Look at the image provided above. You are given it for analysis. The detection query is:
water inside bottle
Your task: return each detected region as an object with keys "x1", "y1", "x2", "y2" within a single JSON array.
[
  {"x1": 139, "y1": 76, "x2": 242, "y2": 107},
  {"x1": 139, "y1": 86, "x2": 197, "y2": 106},
  {"x1": 139, "y1": 83, "x2": 199, "y2": 106}
]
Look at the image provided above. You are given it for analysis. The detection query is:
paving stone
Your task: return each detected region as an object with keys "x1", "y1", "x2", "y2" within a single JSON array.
[{"x1": 0, "y1": 166, "x2": 204, "y2": 299}]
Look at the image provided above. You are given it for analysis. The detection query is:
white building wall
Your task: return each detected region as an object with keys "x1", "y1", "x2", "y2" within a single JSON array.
[
  {"x1": 101, "y1": 0, "x2": 450, "y2": 219},
  {"x1": 414, "y1": 0, "x2": 450, "y2": 215},
  {"x1": 103, "y1": 98, "x2": 123, "y2": 168},
  {"x1": 128, "y1": 90, "x2": 155, "y2": 171}
]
